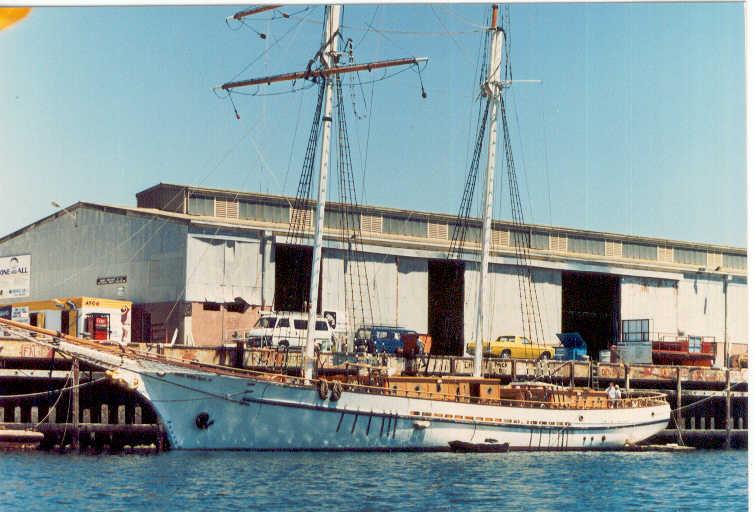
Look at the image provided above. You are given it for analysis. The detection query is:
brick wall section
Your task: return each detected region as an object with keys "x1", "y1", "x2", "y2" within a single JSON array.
[{"x1": 189, "y1": 303, "x2": 263, "y2": 346}]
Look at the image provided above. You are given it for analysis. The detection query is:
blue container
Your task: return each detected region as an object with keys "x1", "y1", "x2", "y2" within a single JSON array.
[{"x1": 555, "y1": 332, "x2": 588, "y2": 361}]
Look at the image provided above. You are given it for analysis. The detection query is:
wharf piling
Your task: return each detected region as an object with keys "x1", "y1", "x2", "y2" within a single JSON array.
[{"x1": 0, "y1": 348, "x2": 166, "y2": 453}]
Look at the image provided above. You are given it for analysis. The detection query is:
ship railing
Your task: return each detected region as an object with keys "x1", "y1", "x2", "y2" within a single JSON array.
[
  {"x1": 98, "y1": 342, "x2": 670, "y2": 410},
  {"x1": 127, "y1": 340, "x2": 668, "y2": 410},
  {"x1": 332, "y1": 383, "x2": 668, "y2": 410},
  {"x1": 0, "y1": 318, "x2": 669, "y2": 412}
]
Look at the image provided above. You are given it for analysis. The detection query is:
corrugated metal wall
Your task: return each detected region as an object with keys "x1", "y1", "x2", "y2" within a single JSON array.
[
  {"x1": 0, "y1": 206, "x2": 746, "y2": 359},
  {"x1": 726, "y1": 278, "x2": 748, "y2": 343},
  {"x1": 318, "y1": 250, "x2": 428, "y2": 334},
  {"x1": 677, "y1": 273, "x2": 725, "y2": 339},
  {"x1": 620, "y1": 276, "x2": 678, "y2": 334},
  {"x1": 463, "y1": 262, "x2": 562, "y2": 345},
  {"x1": 184, "y1": 233, "x2": 264, "y2": 305},
  {"x1": 0, "y1": 208, "x2": 187, "y2": 304}
]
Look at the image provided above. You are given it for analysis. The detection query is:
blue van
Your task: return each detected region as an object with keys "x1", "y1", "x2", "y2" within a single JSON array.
[{"x1": 354, "y1": 325, "x2": 418, "y2": 354}]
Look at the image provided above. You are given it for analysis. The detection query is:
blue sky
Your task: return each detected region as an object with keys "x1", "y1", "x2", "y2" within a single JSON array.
[{"x1": 0, "y1": 3, "x2": 746, "y2": 247}]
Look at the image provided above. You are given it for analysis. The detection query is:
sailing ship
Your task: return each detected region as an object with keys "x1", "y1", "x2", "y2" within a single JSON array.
[{"x1": 0, "y1": 4, "x2": 670, "y2": 451}]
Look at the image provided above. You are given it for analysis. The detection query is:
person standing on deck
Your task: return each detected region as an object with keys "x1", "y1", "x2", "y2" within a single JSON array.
[{"x1": 606, "y1": 382, "x2": 618, "y2": 408}]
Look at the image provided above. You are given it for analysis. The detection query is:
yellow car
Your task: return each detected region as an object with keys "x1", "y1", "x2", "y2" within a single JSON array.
[{"x1": 466, "y1": 335, "x2": 555, "y2": 360}]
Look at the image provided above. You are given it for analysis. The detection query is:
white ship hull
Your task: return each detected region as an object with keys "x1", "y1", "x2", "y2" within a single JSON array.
[
  {"x1": 40, "y1": 339, "x2": 671, "y2": 451},
  {"x1": 141, "y1": 370, "x2": 669, "y2": 451}
]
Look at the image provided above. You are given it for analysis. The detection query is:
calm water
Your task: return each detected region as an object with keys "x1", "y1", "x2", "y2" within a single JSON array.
[{"x1": 0, "y1": 450, "x2": 747, "y2": 511}]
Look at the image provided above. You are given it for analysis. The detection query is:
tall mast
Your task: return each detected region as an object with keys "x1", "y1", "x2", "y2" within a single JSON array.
[
  {"x1": 473, "y1": 5, "x2": 504, "y2": 378},
  {"x1": 303, "y1": 4, "x2": 341, "y2": 381},
  {"x1": 218, "y1": 4, "x2": 426, "y2": 381}
]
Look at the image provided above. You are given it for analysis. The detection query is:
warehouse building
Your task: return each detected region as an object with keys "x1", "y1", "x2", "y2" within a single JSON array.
[{"x1": 0, "y1": 183, "x2": 747, "y2": 366}]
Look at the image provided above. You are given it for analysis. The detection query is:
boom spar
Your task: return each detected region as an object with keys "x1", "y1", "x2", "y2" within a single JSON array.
[{"x1": 218, "y1": 57, "x2": 428, "y2": 91}]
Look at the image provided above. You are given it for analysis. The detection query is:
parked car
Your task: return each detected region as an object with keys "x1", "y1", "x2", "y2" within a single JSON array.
[
  {"x1": 354, "y1": 325, "x2": 426, "y2": 354},
  {"x1": 466, "y1": 335, "x2": 554, "y2": 360},
  {"x1": 246, "y1": 311, "x2": 335, "y2": 351}
]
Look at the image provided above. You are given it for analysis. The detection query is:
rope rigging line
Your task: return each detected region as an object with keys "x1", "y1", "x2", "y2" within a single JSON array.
[
  {"x1": 334, "y1": 75, "x2": 374, "y2": 340},
  {"x1": 1, "y1": 323, "x2": 263, "y2": 405},
  {"x1": 500, "y1": 94, "x2": 547, "y2": 353},
  {"x1": 0, "y1": 376, "x2": 108, "y2": 402},
  {"x1": 448, "y1": 104, "x2": 488, "y2": 260},
  {"x1": 345, "y1": 38, "x2": 368, "y2": 119},
  {"x1": 448, "y1": 28, "x2": 490, "y2": 260},
  {"x1": 286, "y1": 79, "x2": 326, "y2": 247},
  {"x1": 429, "y1": 5, "x2": 481, "y2": 69},
  {"x1": 294, "y1": 10, "x2": 483, "y2": 37},
  {"x1": 222, "y1": 7, "x2": 313, "y2": 86},
  {"x1": 670, "y1": 380, "x2": 748, "y2": 414}
]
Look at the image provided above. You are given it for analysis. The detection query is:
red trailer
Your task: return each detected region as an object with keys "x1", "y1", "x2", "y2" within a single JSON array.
[{"x1": 652, "y1": 334, "x2": 716, "y2": 367}]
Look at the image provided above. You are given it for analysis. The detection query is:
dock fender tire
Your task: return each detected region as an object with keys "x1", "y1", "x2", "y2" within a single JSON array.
[
  {"x1": 330, "y1": 381, "x2": 343, "y2": 401},
  {"x1": 501, "y1": 350, "x2": 511, "y2": 359},
  {"x1": 317, "y1": 379, "x2": 329, "y2": 400},
  {"x1": 539, "y1": 352, "x2": 551, "y2": 361}
]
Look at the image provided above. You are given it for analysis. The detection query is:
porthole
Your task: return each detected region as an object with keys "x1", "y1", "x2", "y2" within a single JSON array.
[
  {"x1": 414, "y1": 385, "x2": 421, "y2": 392},
  {"x1": 578, "y1": 415, "x2": 584, "y2": 422}
]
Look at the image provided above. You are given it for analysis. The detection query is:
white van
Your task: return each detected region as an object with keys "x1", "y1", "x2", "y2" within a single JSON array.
[{"x1": 246, "y1": 311, "x2": 335, "y2": 351}]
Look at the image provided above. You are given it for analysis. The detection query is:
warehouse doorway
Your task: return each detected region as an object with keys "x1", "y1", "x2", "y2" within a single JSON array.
[
  {"x1": 428, "y1": 260, "x2": 465, "y2": 355},
  {"x1": 562, "y1": 271, "x2": 620, "y2": 359},
  {"x1": 274, "y1": 244, "x2": 321, "y2": 312}
]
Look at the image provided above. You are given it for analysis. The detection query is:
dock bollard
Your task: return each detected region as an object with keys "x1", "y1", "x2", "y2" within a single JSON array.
[{"x1": 235, "y1": 341, "x2": 244, "y2": 368}]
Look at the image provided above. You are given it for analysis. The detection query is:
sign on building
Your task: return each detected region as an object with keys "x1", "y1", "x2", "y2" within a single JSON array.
[
  {"x1": 0, "y1": 254, "x2": 30, "y2": 299},
  {"x1": 96, "y1": 275, "x2": 127, "y2": 285},
  {"x1": 11, "y1": 306, "x2": 29, "y2": 324}
]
